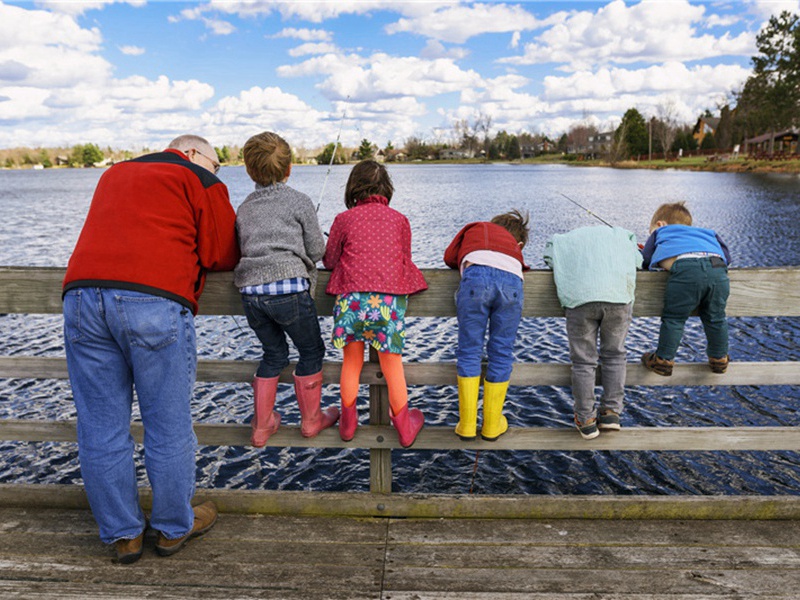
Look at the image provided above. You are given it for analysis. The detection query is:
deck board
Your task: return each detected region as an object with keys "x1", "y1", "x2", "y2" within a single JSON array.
[{"x1": 1, "y1": 508, "x2": 799, "y2": 599}]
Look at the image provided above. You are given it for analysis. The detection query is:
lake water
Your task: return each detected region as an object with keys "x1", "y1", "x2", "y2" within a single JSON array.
[{"x1": 1, "y1": 163, "x2": 799, "y2": 495}]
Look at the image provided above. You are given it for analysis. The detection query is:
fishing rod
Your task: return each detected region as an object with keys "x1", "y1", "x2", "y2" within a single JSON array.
[
  {"x1": 316, "y1": 99, "x2": 349, "y2": 213},
  {"x1": 556, "y1": 191, "x2": 614, "y2": 228}
]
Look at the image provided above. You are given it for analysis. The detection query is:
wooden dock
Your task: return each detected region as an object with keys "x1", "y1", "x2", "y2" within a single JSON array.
[
  {"x1": 1, "y1": 266, "x2": 800, "y2": 597},
  {"x1": 3, "y1": 505, "x2": 800, "y2": 599}
]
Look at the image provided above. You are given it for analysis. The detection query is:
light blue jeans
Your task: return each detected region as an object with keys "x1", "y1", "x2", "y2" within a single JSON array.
[
  {"x1": 455, "y1": 265, "x2": 523, "y2": 382},
  {"x1": 63, "y1": 288, "x2": 197, "y2": 544}
]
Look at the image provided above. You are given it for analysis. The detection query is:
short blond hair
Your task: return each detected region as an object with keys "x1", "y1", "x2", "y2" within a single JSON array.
[
  {"x1": 650, "y1": 202, "x2": 692, "y2": 228},
  {"x1": 243, "y1": 132, "x2": 291, "y2": 186}
]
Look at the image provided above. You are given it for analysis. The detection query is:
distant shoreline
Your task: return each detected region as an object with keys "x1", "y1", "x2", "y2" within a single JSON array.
[{"x1": 3, "y1": 157, "x2": 799, "y2": 175}]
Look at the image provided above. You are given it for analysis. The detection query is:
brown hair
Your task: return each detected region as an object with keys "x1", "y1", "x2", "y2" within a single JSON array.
[
  {"x1": 650, "y1": 201, "x2": 692, "y2": 228},
  {"x1": 491, "y1": 209, "x2": 530, "y2": 248},
  {"x1": 242, "y1": 132, "x2": 291, "y2": 187},
  {"x1": 344, "y1": 160, "x2": 394, "y2": 209}
]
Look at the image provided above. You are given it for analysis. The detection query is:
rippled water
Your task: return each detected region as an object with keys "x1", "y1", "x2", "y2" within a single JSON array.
[{"x1": 1, "y1": 164, "x2": 799, "y2": 495}]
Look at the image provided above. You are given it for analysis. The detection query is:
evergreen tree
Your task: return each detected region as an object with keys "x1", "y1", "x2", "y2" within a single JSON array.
[
  {"x1": 736, "y1": 11, "x2": 800, "y2": 143},
  {"x1": 615, "y1": 108, "x2": 649, "y2": 158},
  {"x1": 357, "y1": 138, "x2": 374, "y2": 160}
]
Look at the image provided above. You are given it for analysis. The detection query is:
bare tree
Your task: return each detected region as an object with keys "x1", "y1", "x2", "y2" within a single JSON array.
[{"x1": 654, "y1": 99, "x2": 680, "y2": 157}]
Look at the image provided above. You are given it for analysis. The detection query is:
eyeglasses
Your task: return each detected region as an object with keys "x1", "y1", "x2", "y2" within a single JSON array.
[{"x1": 192, "y1": 148, "x2": 220, "y2": 174}]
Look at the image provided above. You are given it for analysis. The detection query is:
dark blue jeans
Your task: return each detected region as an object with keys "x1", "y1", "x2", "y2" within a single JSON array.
[
  {"x1": 657, "y1": 257, "x2": 730, "y2": 360},
  {"x1": 242, "y1": 291, "x2": 325, "y2": 378},
  {"x1": 455, "y1": 265, "x2": 523, "y2": 382}
]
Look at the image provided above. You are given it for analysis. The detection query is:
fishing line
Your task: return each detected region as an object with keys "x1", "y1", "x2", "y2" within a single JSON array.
[
  {"x1": 556, "y1": 191, "x2": 614, "y2": 228},
  {"x1": 316, "y1": 98, "x2": 349, "y2": 213}
]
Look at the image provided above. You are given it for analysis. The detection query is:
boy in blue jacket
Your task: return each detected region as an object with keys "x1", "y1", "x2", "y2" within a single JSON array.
[{"x1": 640, "y1": 202, "x2": 732, "y2": 376}]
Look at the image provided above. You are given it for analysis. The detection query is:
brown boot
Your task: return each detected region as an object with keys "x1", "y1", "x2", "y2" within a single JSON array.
[
  {"x1": 115, "y1": 532, "x2": 144, "y2": 564},
  {"x1": 709, "y1": 355, "x2": 730, "y2": 374},
  {"x1": 641, "y1": 352, "x2": 674, "y2": 376},
  {"x1": 155, "y1": 501, "x2": 218, "y2": 557}
]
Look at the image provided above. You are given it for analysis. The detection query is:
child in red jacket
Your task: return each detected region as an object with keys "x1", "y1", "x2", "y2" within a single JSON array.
[
  {"x1": 444, "y1": 210, "x2": 530, "y2": 441},
  {"x1": 323, "y1": 160, "x2": 428, "y2": 447}
]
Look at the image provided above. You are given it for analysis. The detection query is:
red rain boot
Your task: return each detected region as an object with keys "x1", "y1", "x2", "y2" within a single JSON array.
[
  {"x1": 294, "y1": 371, "x2": 339, "y2": 438},
  {"x1": 390, "y1": 404, "x2": 424, "y2": 448},
  {"x1": 251, "y1": 376, "x2": 281, "y2": 447},
  {"x1": 339, "y1": 401, "x2": 358, "y2": 442}
]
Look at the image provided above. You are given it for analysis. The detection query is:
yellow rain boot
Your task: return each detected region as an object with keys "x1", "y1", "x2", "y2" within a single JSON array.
[
  {"x1": 454, "y1": 376, "x2": 480, "y2": 441},
  {"x1": 481, "y1": 380, "x2": 509, "y2": 441}
]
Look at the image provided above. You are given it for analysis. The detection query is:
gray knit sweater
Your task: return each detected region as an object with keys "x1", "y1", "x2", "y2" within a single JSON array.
[{"x1": 234, "y1": 182, "x2": 326, "y2": 294}]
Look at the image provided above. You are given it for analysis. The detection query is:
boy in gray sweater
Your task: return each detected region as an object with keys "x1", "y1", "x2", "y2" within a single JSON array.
[{"x1": 235, "y1": 131, "x2": 338, "y2": 447}]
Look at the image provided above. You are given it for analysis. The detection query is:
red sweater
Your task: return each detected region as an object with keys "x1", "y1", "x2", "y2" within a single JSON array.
[
  {"x1": 444, "y1": 221, "x2": 529, "y2": 270},
  {"x1": 63, "y1": 149, "x2": 240, "y2": 314},
  {"x1": 323, "y1": 195, "x2": 427, "y2": 296}
]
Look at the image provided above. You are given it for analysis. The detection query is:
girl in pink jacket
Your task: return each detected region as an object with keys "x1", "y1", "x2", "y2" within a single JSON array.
[{"x1": 323, "y1": 160, "x2": 427, "y2": 447}]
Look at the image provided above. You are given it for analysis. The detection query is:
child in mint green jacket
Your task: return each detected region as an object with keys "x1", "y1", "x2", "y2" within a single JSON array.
[{"x1": 544, "y1": 226, "x2": 642, "y2": 440}]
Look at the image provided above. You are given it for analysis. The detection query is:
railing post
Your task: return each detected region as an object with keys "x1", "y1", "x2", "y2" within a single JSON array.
[{"x1": 368, "y1": 346, "x2": 392, "y2": 494}]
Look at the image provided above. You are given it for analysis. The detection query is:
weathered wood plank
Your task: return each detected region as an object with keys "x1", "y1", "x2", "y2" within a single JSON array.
[
  {"x1": 2, "y1": 266, "x2": 799, "y2": 317},
  {"x1": 383, "y1": 567, "x2": 800, "y2": 596},
  {"x1": 2, "y1": 485, "x2": 800, "y2": 520},
  {"x1": 3, "y1": 356, "x2": 799, "y2": 386},
  {"x1": 3, "y1": 419, "x2": 800, "y2": 451}
]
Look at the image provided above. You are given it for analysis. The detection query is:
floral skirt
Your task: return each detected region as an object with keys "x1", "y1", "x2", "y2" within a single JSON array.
[{"x1": 331, "y1": 292, "x2": 408, "y2": 353}]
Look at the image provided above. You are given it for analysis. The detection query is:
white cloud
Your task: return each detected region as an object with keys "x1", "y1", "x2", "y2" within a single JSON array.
[
  {"x1": 288, "y1": 43, "x2": 340, "y2": 57},
  {"x1": 510, "y1": 31, "x2": 521, "y2": 49},
  {"x1": 273, "y1": 28, "x2": 333, "y2": 42},
  {"x1": 34, "y1": 0, "x2": 146, "y2": 17},
  {"x1": 500, "y1": 0, "x2": 755, "y2": 70},
  {"x1": 386, "y1": 3, "x2": 554, "y2": 44},
  {"x1": 420, "y1": 40, "x2": 470, "y2": 60},
  {"x1": 119, "y1": 45, "x2": 145, "y2": 56},
  {"x1": 0, "y1": 3, "x2": 218, "y2": 148},
  {"x1": 744, "y1": 0, "x2": 800, "y2": 20}
]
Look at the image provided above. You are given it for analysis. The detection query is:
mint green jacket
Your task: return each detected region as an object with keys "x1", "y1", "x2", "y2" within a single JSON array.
[{"x1": 543, "y1": 226, "x2": 643, "y2": 309}]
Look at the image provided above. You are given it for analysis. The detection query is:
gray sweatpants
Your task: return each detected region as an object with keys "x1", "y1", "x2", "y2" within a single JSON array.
[{"x1": 565, "y1": 302, "x2": 633, "y2": 423}]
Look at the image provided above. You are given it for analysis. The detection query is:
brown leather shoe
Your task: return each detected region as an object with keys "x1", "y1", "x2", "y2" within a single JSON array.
[
  {"x1": 709, "y1": 355, "x2": 730, "y2": 374},
  {"x1": 115, "y1": 532, "x2": 144, "y2": 564},
  {"x1": 641, "y1": 351, "x2": 674, "y2": 376},
  {"x1": 155, "y1": 501, "x2": 218, "y2": 557}
]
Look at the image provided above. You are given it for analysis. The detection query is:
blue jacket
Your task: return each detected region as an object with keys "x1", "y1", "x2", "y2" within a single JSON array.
[
  {"x1": 641, "y1": 224, "x2": 731, "y2": 270},
  {"x1": 544, "y1": 226, "x2": 642, "y2": 309}
]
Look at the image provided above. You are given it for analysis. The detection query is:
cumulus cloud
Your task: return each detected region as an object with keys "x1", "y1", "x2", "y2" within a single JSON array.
[
  {"x1": 385, "y1": 3, "x2": 556, "y2": 44},
  {"x1": 420, "y1": 40, "x2": 470, "y2": 60},
  {"x1": 0, "y1": 3, "x2": 218, "y2": 147},
  {"x1": 34, "y1": 0, "x2": 145, "y2": 17},
  {"x1": 500, "y1": 0, "x2": 755, "y2": 70},
  {"x1": 744, "y1": 0, "x2": 800, "y2": 20},
  {"x1": 272, "y1": 28, "x2": 333, "y2": 42},
  {"x1": 288, "y1": 43, "x2": 340, "y2": 58},
  {"x1": 118, "y1": 45, "x2": 145, "y2": 56}
]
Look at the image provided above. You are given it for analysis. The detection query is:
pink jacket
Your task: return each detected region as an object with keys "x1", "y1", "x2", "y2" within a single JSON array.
[{"x1": 323, "y1": 195, "x2": 428, "y2": 296}]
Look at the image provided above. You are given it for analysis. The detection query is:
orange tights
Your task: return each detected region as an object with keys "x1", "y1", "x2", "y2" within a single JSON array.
[{"x1": 340, "y1": 342, "x2": 408, "y2": 415}]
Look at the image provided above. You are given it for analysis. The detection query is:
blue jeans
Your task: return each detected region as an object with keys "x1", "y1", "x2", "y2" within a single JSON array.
[
  {"x1": 63, "y1": 288, "x2": 197, "y2": 544},
  {"x1": 241, "y1": 291, "x2": 325, "y2": 378},
  {"x1": 455, "y1": 265, "x2": 523, "y2": 382}
]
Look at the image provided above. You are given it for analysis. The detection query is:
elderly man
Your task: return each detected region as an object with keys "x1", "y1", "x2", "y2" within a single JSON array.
[{"x1": 62, "y1": 135, "x2": 239, "y2": 563}]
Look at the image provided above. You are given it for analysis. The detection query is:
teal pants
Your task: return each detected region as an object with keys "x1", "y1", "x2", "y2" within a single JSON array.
[{"x1": 656, "y1": 257, "x2": 730, "y2": 361}]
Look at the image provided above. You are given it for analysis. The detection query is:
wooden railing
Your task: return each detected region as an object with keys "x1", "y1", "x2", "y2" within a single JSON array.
[{"x1": 1, "y1": 266, "x2": 800, "y2": 518}]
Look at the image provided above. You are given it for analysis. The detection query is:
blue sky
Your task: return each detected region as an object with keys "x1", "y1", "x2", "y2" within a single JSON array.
[{"x1": 1, "y1": 0, "x2": 797, "y2": 151}]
